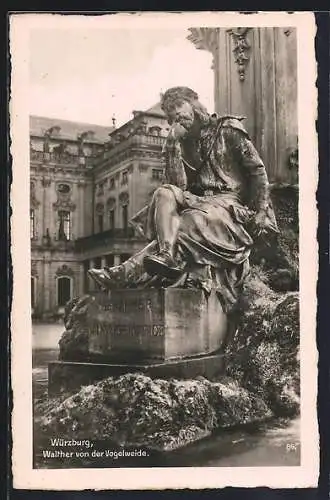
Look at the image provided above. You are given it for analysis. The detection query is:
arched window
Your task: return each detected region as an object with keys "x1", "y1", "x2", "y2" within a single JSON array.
[
  {"x1": 109, "y1": 209, "x2": 115, "y2": 230},
  {"x1": 98, "y1": 214, "x2": 104, "y2": 233},
  {"x1": 149, "y1": 126, "x2": 162, "y2": 136},
  {"x1": 57, "y1": 276, "x2": 72, "y2": 307},
  {"x1": 57, "y1": 210, "x2": 71, "y2": 241},
  {"x1": 121, "y1": 171, "x2": 128, "y2": 185}
]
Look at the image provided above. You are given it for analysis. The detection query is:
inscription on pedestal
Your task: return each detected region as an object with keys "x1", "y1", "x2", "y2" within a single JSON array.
[
  {"x1": 87, "y1": 289, "x2": 227, "y2": 362},
  {"x1": 89, "y1": 323, "x2": 165, "y2": 355}
]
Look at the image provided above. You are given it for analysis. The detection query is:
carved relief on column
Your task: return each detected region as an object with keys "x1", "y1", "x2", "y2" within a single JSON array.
[{"x1": 227, "y1": 28, "x2": 252, "y2": 81}]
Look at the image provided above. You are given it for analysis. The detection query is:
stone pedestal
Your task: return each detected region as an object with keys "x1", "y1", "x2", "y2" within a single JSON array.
[
  {"x1": 49, "y1": 288, "x2": 228, "y2": 394},
  {"x1": 87, "y1": 288, "x2": 228, "y2": 362}
]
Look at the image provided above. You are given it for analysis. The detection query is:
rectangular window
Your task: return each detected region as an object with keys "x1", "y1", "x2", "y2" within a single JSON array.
[
  {"x1": 31, "y1": 277, "x2": 36, "y2": 308},
  {"x1": 152, "y1": 168, "x2": 163, "y2": 181},
  {"x1": 57, "y1": 210, "x2": 71, "y2": 241},
  {"x1": 83, "y1": 261, "x2": 90, "y2": 293},
  {"x1": 122, "y1": 205, "x2": 128, "y2": 230},
  {"x1": 30, "y1": 209, "x2": 35, "y2": 239},
  {"x1": 121, "y1": 171, "x2": 128, "y2": 185},
  {"x1": 94, "y1": 257, "x2": 102, "y2": 269},
  {"x1": 57, "y1": 277, "x2": 72, "y2": 306},
  {"x1": 98, "y1": 214, "x2": 104, "y2": 233},
  {"x1": 109, "y1": 209, "x2": 115, "y2": 230},
  {"x1": 120, "y1": 254, "x2": 131, "y2": 263},
  {"x1": 105, "y1": 255, "x2": 114, "y2": 268},
  {"x1": 97, "y1": 182, "x2": 105, "y2": 196}
]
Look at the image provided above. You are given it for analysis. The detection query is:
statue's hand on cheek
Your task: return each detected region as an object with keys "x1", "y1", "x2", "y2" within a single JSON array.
[{"x1": 168, "y1": 123, "x2": 188, "y2": 140}]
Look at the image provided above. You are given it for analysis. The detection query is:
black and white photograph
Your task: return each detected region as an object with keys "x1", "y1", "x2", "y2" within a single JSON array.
[{"x1": 10, "y1": 12, "x2": 318, "y2": 490}]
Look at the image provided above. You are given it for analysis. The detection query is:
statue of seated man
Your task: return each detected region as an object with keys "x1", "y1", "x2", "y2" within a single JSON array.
[{"x1": 88, "y1": 86, "x2": 278, "y2": 313}]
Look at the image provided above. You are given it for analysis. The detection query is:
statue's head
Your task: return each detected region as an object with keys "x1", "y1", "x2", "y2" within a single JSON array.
[{"x1": 160, "y1": 86, "x2": 209, "y2": 132}]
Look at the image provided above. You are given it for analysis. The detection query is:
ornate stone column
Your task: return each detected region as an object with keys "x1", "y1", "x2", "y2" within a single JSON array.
[{"x1": 188, "y1": 27, "x2": 298, "y2": 184}]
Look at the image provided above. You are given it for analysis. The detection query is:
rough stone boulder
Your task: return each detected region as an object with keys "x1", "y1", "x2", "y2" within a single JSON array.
[
  {"x1": 225, "y1": 266, "x2": 300, "y2": 418},
  {"x1": 38, "y1": 373, "x2": 271, "y2": 451},
  {"x1": 59, "y1": 295, "x2": 96, "y2": 360},
  {"x1": 252, "y1": 185, "x2": 299, "y2": 292}
]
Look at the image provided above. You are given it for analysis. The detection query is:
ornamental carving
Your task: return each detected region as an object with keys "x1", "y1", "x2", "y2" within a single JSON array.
[
  {"x1": 106, "y1": 197, "x2": 116, "y2": 210},
  {"x1": 227, "y1": 28, "x2": 251, "y2": 81},
  {"x1": 96, "y1": 181, "x2": 106, "y2": 196},
  {"x1": 95, "y1": 202, "x2": 105, "y2": 214},
  {"x1": 119, "y1": 192, "x2": 129, "y2": 206},
  {"x1": 187, "y1": 28, "x2": 218, "y2": 52},
  {"x1": 57, "y1": 183, "x2": 71, "y2": 194},
  {"x1": 53, "y1": 183, "x2": 76, "y2": 211},
  {"x1": 56, "y1": 264, "x2": 74, "y2": 277},
  {"x1": 187, "y1": 28, "x2": 219, "y2": 70},
  {"x1": 53, "y1": 199, "x2": 76, "y2": 211}
]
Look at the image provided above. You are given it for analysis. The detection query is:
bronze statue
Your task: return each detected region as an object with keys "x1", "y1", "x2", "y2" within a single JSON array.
[{"x1": 88, "y1": 86, "x2": 278, "y2": 312}]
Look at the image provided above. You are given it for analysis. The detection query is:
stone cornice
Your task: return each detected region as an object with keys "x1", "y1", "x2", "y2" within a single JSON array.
[
  {"x1": 187, "y1": 28, "x2": 219, "y2": 54},
  {"x1": 31, "y1": 163, "x2": 89, "y2": 177}
]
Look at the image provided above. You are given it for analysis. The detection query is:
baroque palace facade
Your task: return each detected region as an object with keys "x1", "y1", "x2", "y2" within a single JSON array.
[{"x1": 30, "y1": 104, "x2": 169, "y2": 318}]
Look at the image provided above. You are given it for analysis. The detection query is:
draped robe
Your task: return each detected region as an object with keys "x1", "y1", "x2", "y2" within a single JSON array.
[{"x1": 128, "y1": 115, "x2": 278, "y2": 312}]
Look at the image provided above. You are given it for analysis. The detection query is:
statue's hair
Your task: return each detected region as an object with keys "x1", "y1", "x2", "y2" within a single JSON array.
[{"x1": 160, "y1": 86, "x2": 209, "y2": 126}]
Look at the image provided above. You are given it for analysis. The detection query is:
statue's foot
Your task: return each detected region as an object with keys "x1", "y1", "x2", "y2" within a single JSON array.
[
  {"x1": 88, "y1": 265, "x2": 125, "y2": 289},
  {"x1": 143, "y1": 251, "x2": 182, "y2": 280}
]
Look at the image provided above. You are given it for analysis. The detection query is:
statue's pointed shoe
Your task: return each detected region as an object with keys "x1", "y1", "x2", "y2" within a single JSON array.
[
  {"x1": 143, "y1": 251, "x2": 182, "y2": 280},
  {"x1": 88, "y1": 266, "x2": 125, "y2": 289}
]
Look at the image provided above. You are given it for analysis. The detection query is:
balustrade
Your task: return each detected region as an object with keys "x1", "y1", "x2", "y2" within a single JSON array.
[
  {"x1": 75, "y1": 227, "x2": 136, "y2": 252},
  {"x1": 30, "y1": 150, "x2": 97, "y2": 167}
]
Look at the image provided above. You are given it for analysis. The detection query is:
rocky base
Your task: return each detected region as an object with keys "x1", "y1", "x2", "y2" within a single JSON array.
[
  {"x1": 36, "y1": 373, "x2": 272, "y2": 452},
  {"x1": 225, "y1": 266, "x2": 300, "y2": 418},
  {"x1": 251, "y1": 184, "x2": 299, "y2": 292},
  {"x1": 37, "y1": 264, "x2": 300, "y2": 452}
]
